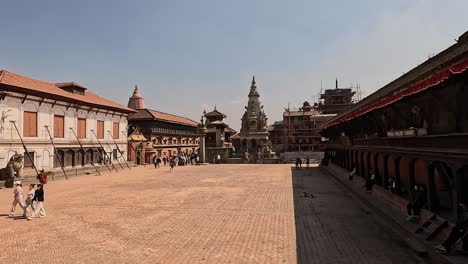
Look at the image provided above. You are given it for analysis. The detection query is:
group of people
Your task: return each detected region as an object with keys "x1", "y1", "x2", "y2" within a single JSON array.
[
  {"x1": 347, "y1": 166, "x2": 468, "y2": 254},
  {"x1": 9, "y1": 170, "x2": 47, "y2": 220},
  {"x1": 152, "y1": 153, "x2": 201, "y2": 172}
]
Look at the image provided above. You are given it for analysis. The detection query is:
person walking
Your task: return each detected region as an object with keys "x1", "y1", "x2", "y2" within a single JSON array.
[
  {"x1": 216, "y1": 154, "x2": 221, "y2": 164},
  {"x1": 28, "y1": 184, "x2": 46, "y2": 220},
  {"x1": 156, "y1": 156, "x2": 161, "y2": 168},
  {"x1": 434, "y1": 202, "x2": 468, "y2": 254},
  {"x1": 295, "y1": 157, "x2": 301, "y2": 170},
  {"x1": 169, "y1": 157, "x2": 176, "y2": 172},
  {"x1": 10, "y1": 181, "x2": 27, "y2": 217},
  {"x1": 23, "y1": 184, "x2": 36, "y2": 217},
  {"x1": 153, "y1": 155, "x2": 158, "y2": 168},
  {"x1": 163, "y1": 155, "x2": 167, "y2": 166},
  {"x1": 37, "y1": 169, "x2": 48, "y2": 185}
]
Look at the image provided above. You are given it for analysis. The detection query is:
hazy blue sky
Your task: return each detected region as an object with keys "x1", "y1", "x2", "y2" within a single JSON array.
[{"x1": 1, "y1": 0, "x2": 467, "y2": 130}]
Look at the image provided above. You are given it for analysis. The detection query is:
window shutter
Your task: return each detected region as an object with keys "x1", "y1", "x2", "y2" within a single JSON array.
[
  {"x1": 97, "y1": 120, "x2": 104, "y2": 139},
  {"x1": 113, "y1": 122, "x2": 119, "y2": 139}
]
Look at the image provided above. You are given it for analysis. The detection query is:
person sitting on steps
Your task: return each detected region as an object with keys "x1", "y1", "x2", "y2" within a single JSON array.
[
  {"x1": 434, "y1": 202, "x2": 468, "y2": 254},
  {"x1": 406, "y1": 185, "x2": 427, "y2": 221}
]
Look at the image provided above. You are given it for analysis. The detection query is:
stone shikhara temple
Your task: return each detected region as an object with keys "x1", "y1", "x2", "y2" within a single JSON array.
[{"x1": 231, "y1": 77, "x2": 277, "y2": 163}]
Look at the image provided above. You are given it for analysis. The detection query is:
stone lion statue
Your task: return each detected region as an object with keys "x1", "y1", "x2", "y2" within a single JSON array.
[{"x1": 0, "y1": 153, "x2": 24, "y2": 180}]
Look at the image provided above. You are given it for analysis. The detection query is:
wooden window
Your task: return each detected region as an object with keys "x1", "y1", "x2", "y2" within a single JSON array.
[
  {"x1": 54, "y1": 115, "x2": 65, "y2": 138},
  {"x1": 23, "y1": 111, "x2": 37, "y2": 137},
  {"x1": 97, "y1": 120, "x2": 104, "y2": 139},
  {"x1": 112, "y1": 122, "x2": 119, "y2": 139},
  {"x1": 77, "y1": 118, "x2": 86, "y2": 138}
]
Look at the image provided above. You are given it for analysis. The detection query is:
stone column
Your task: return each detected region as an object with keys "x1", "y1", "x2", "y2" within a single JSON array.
[{"x1": 196, "y1": 116, "x2": 208, "y2": 164}]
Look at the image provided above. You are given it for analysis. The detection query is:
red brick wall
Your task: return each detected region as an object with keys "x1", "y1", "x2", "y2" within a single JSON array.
[
  {"x1": 387, "y1": 156, "x2": 395, "y2": 179},
  {"x1": 414, "y1": 159, "x2": 429, "y2": 186},
  {"x1": 399, "y1": 157, "x2": 412, "y2": 196}
]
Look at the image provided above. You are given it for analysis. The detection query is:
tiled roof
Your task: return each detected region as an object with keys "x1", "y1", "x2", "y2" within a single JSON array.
[
  {"x1": 204, "y1": 109, "x2": 227, "y2": 118},
  {"x1": 129, "y1": 109, "x2": 198, "y2": 127},
  {"x1": 55, "y1": 82, "x2": 88, "y2": 90},
  {"x1": 0, "y1": 70, "x2": 135, "y2": 113}
]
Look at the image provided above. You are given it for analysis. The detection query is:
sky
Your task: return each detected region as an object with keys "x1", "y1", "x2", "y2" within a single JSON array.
[{"x1": 1, "y1": 0, "x2": 467, "y2": 130}]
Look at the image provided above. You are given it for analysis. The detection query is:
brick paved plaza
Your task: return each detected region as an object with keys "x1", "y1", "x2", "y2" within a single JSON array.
[{"x1": 0, "y1": 164, "x2": 424, "y2": 264}]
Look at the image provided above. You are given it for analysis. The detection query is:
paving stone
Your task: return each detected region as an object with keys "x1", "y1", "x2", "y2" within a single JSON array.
[{"x1": 0, "y1": 164, "x2": 424, "y2": 263}]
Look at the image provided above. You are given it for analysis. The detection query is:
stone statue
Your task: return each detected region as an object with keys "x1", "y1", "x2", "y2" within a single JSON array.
[{"x1": 0, "y1": 153, "x2": 24, "y2": 181}]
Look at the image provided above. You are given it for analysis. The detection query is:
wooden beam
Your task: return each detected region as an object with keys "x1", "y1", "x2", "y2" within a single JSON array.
[
  {"x1": 38, "y1": 97, "x2": 45, "y2": 106},
  {"x1": 21, "y1": 94, "x2": 28, "y2": 104},
  {"x1": 66, "y1": 102, "x2": 72, "y2": 110}
]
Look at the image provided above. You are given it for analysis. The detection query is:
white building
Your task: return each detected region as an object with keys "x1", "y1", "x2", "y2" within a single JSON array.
[{"x1": 0, "y1": 70, "x2": 136, "y2": 174}]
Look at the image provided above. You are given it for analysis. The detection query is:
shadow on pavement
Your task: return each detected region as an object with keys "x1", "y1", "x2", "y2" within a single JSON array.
[{"x1": 291, "y1": 166, "x2": 321, "y2": 264}]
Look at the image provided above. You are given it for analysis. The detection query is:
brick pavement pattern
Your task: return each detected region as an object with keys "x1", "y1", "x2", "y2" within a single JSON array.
[{"x1": 0, "y1": 164, "x2": 423, "y2": 264}]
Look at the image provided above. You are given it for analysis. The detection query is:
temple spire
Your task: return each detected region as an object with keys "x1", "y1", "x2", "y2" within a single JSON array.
[{"x1": 128, "y1": 84, "x2": 145, "y2": 109}]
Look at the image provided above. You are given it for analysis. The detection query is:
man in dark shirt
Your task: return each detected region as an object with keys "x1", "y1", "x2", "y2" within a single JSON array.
[{"x1": 27, "y1": 184, "x2": 46, "y2": 220}]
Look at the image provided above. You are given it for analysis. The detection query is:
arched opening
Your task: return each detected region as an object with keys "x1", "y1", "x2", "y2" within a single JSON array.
[{"x1": 64, "y1": 149, "x2": 75, "y2": 167}]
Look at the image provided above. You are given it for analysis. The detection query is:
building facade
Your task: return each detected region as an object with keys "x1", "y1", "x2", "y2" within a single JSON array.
[
  {"x1": 321, "y1": 31, "x2": 468, "y2": 222},
  {"x1": 203, "y1": 107, "x2": 236, "y2": 162},
  {"x1": 126, "y1": 86, "x2": 199, "y2": 164},
  {"x1": 0, "y1": 70, "x2": 135, "y2": 174}
]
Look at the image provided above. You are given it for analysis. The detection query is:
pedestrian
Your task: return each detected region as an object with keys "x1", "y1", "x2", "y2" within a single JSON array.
[
  {"x1": 295, "y1": 157, "x2": 301, "y2": 170},
  {"x1": 349, "y1": 167, "x2": 356, "y2": 180},
  {"x1": 306, "y1": 156, "x2": 310, "y2": 168},
  {"x1": 10, "y1": 181, "x2": 27, "y2": 217},
  {"x1": 163, "y1": 155, "x2": 167, "y2": 166},
  {"x1": 28, "y1": 184, "x2": 46, "y2": 220},
  {"x1": 216, "y1": 154, "x2": 221, "y2": 164},
  {"x1": 153, "y1": 155, "x2": 158, "y2": 168},
  {"x1": 365, "y1": 169, "x2": 375, "y2": 191},
  {"x1": 23, "y1": 184, "x2": 37, "y2": 217},
  {"x1": 156, "y1": 156, "x2": 161, "y2": 168},
  {"x1": 169, "y1": 157, "x2": 176, "y2": 172},
  {"x1": 196, "y1": 155, "x2": 200, "y2": 166},
  {"x1": 406, "y1": 185, "x2": 427, "y2": 220},
  {"x1": 37, "y1": 169, "x2": 48, "y2": 185},
  {"x1": 434, "y1": 202, "x2": 468, "y2": 254}
]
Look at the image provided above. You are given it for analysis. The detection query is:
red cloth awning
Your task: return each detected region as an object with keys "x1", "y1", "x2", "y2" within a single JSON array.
[{"x1": 323, "y1": 58, "x2": 468, "y2": 130}]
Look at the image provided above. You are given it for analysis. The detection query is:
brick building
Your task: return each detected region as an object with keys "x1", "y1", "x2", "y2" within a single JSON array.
[
  {"x1": 321, "y1": 31, "x2": 468, "y2": 222},
  {"x1": 126, "y1": 86, "x2": 199, "y2": 164},
  {"x1": 0, "y1": 70, "x2": 135, "y2": 174}
]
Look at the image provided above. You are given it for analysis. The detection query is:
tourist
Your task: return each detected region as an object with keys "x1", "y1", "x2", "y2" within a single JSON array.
[
  {"x1": 10, "y1": 181, "x2": 27, "y2": 217},
  {"x1": 434, "y1": 202, "x2": 468, "y2": 254},
  {"x1": 23, "y1": 184, "x2": 37, "y2": 217},
  {"x1": 306, "y1": 156, "x2": 310, "y2": 168},
  {"x1": 174, "y1": 156, "x2": 179, "y2": 167},
  {"x1": 169, "y1": 157, "x2": 176, "y2": 172},
  {"x1": 156, "y1": 156, "x2": 161, "y2": 168},
  {"x1": 216, "y1": 154, "x2": 221, "y2": 164},
  {"x1": 163, "y1": 155, "x2": 167, "y2": 166},
  {"x1": 37, "y1": 169, "x2": 48, "y2": 185},
  {"x1": 153, "y1": 155, "x2": 157, "y2": 168},
  {"x1": 295, "y1": 157, "x2": 301, "y2": 170},
  {"x1": 406, "y1": 185, "x2": 427, "y2": 220},
  {"x1": 28, "y1": 184, "x2": 46, "y2": 220},
  {"x1": 365, "y1": 170, "x2": 375, "y2": 191},
  {"x1": 349, "y1": 167, "x2": 356, "y2": 180}
]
